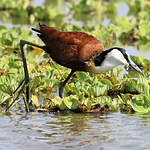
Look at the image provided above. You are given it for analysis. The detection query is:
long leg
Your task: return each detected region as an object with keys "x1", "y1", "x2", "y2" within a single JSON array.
[
  {"x1": 10, "y1": 40, "x2": 44, "y2": 111},
  {"x1": 20, "y1": 40, "x2": 43, "y2": 103},
  {"x1": 59, "y1": 70, "x2": 75, "y2": 98}
]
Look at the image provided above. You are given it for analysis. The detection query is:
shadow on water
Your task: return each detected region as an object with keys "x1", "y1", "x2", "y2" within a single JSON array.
[{"x1": 0, "y1": 112, "x2": 150, "y2": 150}]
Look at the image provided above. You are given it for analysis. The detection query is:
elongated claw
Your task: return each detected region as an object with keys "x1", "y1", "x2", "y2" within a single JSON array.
[
  {"x1": 58, "y1": 70, "x2": 75, "y2": 98},
  {"x1": 59, "y1": 83, "x2": 64, "y2": 98}
]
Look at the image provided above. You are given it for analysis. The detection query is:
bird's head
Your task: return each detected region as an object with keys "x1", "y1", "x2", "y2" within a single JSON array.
[{"x1": 94, "y1": 47, "x2": 143, "y2": 74}]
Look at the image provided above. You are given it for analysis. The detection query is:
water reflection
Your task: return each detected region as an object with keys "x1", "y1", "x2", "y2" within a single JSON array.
[
  {"x1": 117, "y1": 2, "x2": 129, "y2": 17},
  {"x1": 127, "y1": 46, "x2": 150, "y2": 59},
  {"x1": 0, "y1": 112, "x2": 150, "y2": 150}
]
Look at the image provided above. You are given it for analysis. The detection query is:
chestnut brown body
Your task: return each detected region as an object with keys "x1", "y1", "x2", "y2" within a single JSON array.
[{"x1": 33, "y1": 25, "x2": 104, "y2": 71}]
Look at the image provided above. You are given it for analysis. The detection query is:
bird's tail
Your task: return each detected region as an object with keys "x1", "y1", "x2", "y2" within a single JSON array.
[
  {"x1": 32, "y1": 27, "x2": 41, "y2": 33},
  {"x1": 31, "y1": 23, "x2": 46, "y2": 33}
]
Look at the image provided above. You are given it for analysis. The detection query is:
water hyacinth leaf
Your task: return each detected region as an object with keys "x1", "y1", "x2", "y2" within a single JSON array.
[
  {"x1": 139, "y1": 23, "x2": 150, "y2": 39},
  {"x1": 138, "y1": 43, "x2": 150, "y2": 52},
  {"x1": 1, "y1": 32, "x2": 12, "y2": 46},
  {"x1": 28, "y1": 64, "x2": 35, "y2": 74},
  {"x1": 117, "y1": 95, "x2": 124, "y2": 104},
  {"x1": 122, "y1": 78, "x2": 150, "y2": 97},
  {"x1": 31, "y1": 95, "x2": 39, "y2": 107},
  {"x1": 78, "y1": 100, "x2": 89, "y2": 112},
  {"x1": 130, "y1": 55, "x2": 150, "y2": 68},
  {"x1": 109, "y1": 24, "x2": 122, "y2": 38},
  {"x1": 51, "y1": 97, "x2": 67, "y2": 110},
  {"x1": 112, "y1": 98, "x2": 120, "y2": 110},
  {"x1": 54, "y1": 14, "x2": 67, "y2": 26},
  {"x1": 100, "y1": 79, "x2": 113, "y2": 87},
  {"x1": 51, "y1": 97, "x2": 60, "y2": 106},
  {"x1": 128, "y1": 95, "x2": 150, "y2": 113},
  {"x1": 63, "y1": 96, "x2": 78, "y2": 110},
  {"x1": 8, "y1": 68, "x2": 18, "y2": 74},
  {"x1": 30, "y1": 76, "x2": 42, "y2": 90},
  {"x1": 59, "y1": 101, "x2": 68, "y2": 110},
  {"x1": 137, "y1": 78, "x2": 150, "y2": 97},
  {"x1": 76, "y1": 72, "x2": 87, "y2": 81},
  {"x1": 97, "y1": 96, "x2": 112, "y2": 107},
  {"x1": 0, "y1": 93, "x2": 11, "y2": 105},
  {"x1": 89, "y1": 85, "x2": 109, "y2": 97},
  {"x1": 121, "y1": 79, "x2": 140, "y2": 94},
  {"x1": 116, "y1": 17, "x2": 135, "y2": 33},
  {"x1": 120, "y1": 93, "x2": 132, "y2": 103}
]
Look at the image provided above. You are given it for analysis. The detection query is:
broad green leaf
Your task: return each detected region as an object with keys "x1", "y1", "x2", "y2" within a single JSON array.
[
  {"x1": 128, "y1": 95, "x2": 150, "y2": 113},
  {"x1": 63, "y1": 95, "x2": 78, "y2": 110}
]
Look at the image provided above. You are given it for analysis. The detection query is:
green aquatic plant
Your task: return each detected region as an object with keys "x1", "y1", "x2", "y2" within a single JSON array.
[
  {"x1": 0, "y1": 0, "x2": 150, "y2": 113},
  {"x1": 0, "y1": 25, "x2": 149, "y2": 113}
]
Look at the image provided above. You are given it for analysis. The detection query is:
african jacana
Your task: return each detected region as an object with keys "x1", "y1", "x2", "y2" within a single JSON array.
[{"x1": 14, "y1": 23, "x2": 143, "y2": 104}]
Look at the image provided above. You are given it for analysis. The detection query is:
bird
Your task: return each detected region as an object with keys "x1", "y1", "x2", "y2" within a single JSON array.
[{"x1": 15, "y1": 23, "x2": 143, "y2": 101}]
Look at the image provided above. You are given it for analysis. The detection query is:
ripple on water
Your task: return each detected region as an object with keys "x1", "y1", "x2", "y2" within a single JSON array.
[{"x1": 0, "y1": 112, "x2": 150, "y2": 150}]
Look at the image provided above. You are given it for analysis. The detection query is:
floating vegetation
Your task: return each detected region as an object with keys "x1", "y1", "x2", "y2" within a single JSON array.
[{"x1": 0, "y1": 0, "x2": 150, "y2": 113}]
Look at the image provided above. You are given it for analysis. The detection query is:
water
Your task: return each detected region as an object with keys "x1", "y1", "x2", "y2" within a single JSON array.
[
  {"x1": 0, "y1": 112, "x2": 150, "y2": 150},
  {"x1": 127, "y1": 46, "x2": 150, "y2": 59}
]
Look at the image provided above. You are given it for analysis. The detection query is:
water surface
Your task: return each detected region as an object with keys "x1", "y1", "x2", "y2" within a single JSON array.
[{"x1": 0, "y1": 112, "x2": 150, "y2": 150}]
